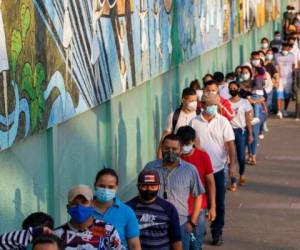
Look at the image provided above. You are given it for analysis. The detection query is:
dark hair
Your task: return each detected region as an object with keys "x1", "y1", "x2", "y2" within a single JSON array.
[
  {"x1": 266, "y1": 49, "x2": 273, "y2": 54},
  {"x1": 251, "y1": 51, "x2": 260, "y2": 57},
  {"x1": 22, "y1": 212, "x2": 54, "y2": 230},
  {"x1": 261, "y1": 37, "x2": 269, "y2": 43},
  {"x1": 281, "y1": 42, "x2": 290, "y2": 48},
  {"x1": 95, "y1": 168, "x2": 119, "y2": 185},
  {"x1": 258, "y1": 50, "x2": 266, "y2": 56},
  {"x1": 213, "y1": 72, "x2": 225, "y2": 83},
  {"x1": 204, "y1": 79, "x2": 219, "y2": 88},
  {"x1": 225, "y1": 72, "x2": 237, "y2": 81},
  {"x1": 181, "y1": 87, "x2": 196, "y2": 99},
  {"x1": 235, "y1": 65, "x2": 243, "y2": 74},
  {"x1": 33, "y1": 234, "x2": 64, "y2": 250},
  {"x1": 202, "y1": 73, "x2": 213, "y2": 84},
  {"x1": 176, "y1": 126, "x2": 196, "y2": 144},
  {"x1": 162, "y1": 133, "x2": 181, "y2": 145},
  {"x1": 189, "y1": 79, "x2": 201, "y2": 90},
  {"x1": 271, "y1": 47, "x2": 279, "y2": 54},
  {"x1": 274, "y1": 31, "x2": 280, "y2": 35},
  {"x1": 228, "y1": 81, "x2": 240, "y2": 88}
]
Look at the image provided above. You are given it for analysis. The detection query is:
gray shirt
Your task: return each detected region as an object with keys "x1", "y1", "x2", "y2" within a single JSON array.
[{"x1": 144, "y1": 159, "x2": 205, "y2": 225}]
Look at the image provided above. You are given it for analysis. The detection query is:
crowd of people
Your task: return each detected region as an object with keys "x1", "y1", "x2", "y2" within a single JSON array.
[{"x1": 1, "y1": 5, "x2": 300, "y2": 250}]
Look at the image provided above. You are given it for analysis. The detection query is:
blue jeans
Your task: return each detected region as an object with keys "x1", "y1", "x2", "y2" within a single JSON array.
[
  {"x1": 180, "y1": 223, "x2": 192, "y2": 250},
  {"x1": 248, "y1": 103, "x2": 263, "y2": 155},
  {"x1": 266, "y1": 90, "x2": 273, "y2": 112},
  {"x1": 211, "y1": 169, "x2": 226, "y2": 237},
  {"x1": 190, "y1": 210, "x2": 206, "y2": 250},
  {"x1": 252, "y1": 94, "x2": 263, "y2": 118},
  {"x1": 234, "y1": 128, "x2": 247, "y2": 176}
]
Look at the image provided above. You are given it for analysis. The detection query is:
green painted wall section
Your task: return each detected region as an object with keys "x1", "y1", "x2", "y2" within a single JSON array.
[{"x1": 0, "y1": 0, "x2": 291, "y2": 232}]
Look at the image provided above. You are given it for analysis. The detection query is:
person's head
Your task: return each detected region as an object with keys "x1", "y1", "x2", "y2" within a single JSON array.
[
  {"x1": 204, "y1": 80, "x2": 219, "y2": 95},
  {"x1": 251, "y1": 51, "x2": 262, "y2": 67},
  {"x1": 94, "y1": 168, "x2": 118, "y2": 203},
  {"x1": 225, "y1": 72, "x2": 237, "y2": 82},
  {"x1": 235, "y1": 65, "x2": 243, "y2": 76},
  {"x1": 213, "y1": 72, "x2": 225, "y2": 85},
  {"x1": 202, "y1": 73, "x2": 213, "y2": 85},
  {"x1": 181, "y1": 87, "x2": 197, "y2": 112},
  {"x1": 189, "y1": 79, "x2": 201, "y2": 90},
  {"x1": 261, "y1": 37, "x2": 269, "y2": 49},
  {"x1": 274, "y1": 31, "x2": 281, "y2": 40},
  {"x1": 161, "y1": 134, "x2": 181, "y2": 165},
  {"x1": 266, "y1": 49, "x2": 274, "y2": 61},
  {"x1": 137, "y1": 170, "x2": 160, "y2": 202},
  {"x1": 22, "y1": 212, "x2": 54, "y2": 230},
  {"x1": 281, "y1": 42, "x2": 291, "y2": 55},
  {"x1": 201, "y1": 92, "x2": 220, "y2": 117},
  {"x1": 67, "y1": 184, "x2": 94, "y2": 224},
  {"x1": 241, "y1": 66, "x2": 253, "y2": 81},
  {"x1": 287, "y1": 36, "x2": 297, "y2": 47},
  {"x1": 228, "y1": 81, "x2": 240, "y2": 98},
  {"x1": 176, "y1": 126, "x2": 196, "y2": 155},
  {"x1": 33, "y1": 234, "x2": 64, "y2": 250}
]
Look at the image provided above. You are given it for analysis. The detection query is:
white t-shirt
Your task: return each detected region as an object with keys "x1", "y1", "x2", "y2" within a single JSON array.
[
  {"x1": 275, "y1": 53, "x2": 295, "y2": 84},
  {"x1": 290, "y1": 46, "x2": 300, "y2": 67},
  {"x1": 219, "y1": 84, "x2": 231, "y2": 100},
  {"x1": 190, "y1": 114, "x2": 235, "y2": 173},
  {"x1": 165, "y1": 110, "x2": 197, "y2": 133},
  {"x1": 229, "y1": 99, "x2": 253, "y2": 129}
]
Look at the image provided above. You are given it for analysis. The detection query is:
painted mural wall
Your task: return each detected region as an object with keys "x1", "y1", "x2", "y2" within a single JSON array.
[{"x1": 0, "y1": 0, "x2": 281, "y2": 151}]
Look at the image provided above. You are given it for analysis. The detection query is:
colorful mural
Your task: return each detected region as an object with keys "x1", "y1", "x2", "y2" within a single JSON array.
[{"x1": 0, "y1": 0, "x2": 281, "y2": 151}]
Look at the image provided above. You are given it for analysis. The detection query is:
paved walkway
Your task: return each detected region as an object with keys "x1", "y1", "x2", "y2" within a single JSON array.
[{"x1": 204, "y1": 114, "x2": 300, "y2": 250}]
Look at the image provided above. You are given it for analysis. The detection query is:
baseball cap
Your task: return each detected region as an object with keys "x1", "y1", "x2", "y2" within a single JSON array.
[
  {"x1": 68, "y1": 184, "x2": 93, "y2": 203},
  {"x1": 138, "y1": 170, "x2": 160, "y2": 185}
]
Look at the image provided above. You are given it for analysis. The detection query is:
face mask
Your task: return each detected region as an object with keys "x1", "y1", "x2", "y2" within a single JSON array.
[
  {"x1": 67, "y1": 205, "x2": 94, "y2": 224},
  {"x1": 261, "y1": 43, "x2": 269, "y2": 49},
  {"x1": 297, "y1": 15, "x2": 300, "y2": 20},
  {"x1": 229, "y1": 89, "x2": 239, "y2": 97},
  {"x1": 206, "y1": 105, "x2": 218, "y2": 116},
  {"x1": 275, "y1": 36, "x2": 281, "y2": 40},
  {"x1": 163, "y1": 151, "x2": 180, "y2": 164},
  {"x1": 266, "y1": 54, "x2": 273, "y2": 60},
  {"x1": 94, "y1": 187, "x2": 116, "y2": 203},
  {"x1": 251, "y1": 59, "x2": 260, "y2": 67},
  {"x1": 196, "y1": 89, "x2": 203, "y2": 101},
  {"x1": 182, "y1": 144, "x2": 194, "y2": 154},
  {"x1": 139, "y1": 189, "x2": 158, "y2": 201},
  {"x1": 186, "y1": 101, "x2": 197, "y2": 112},
  {"x1": 282, "y1": 50, "x2": 289, "y2": 56},
  {"x1": 242, "y1": 73, "x2": 250, "y2": 81}
]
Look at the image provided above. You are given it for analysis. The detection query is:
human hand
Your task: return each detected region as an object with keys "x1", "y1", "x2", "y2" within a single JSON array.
[
  {"x1": 248, "y1": 135, "x2": 254, "y2": 144},
  {"x1": 43, "y1": 227, "x2": 54, "y2": 235},
  {"x1": 207, "y1": 208, "x2": 216, "y2": 222}
]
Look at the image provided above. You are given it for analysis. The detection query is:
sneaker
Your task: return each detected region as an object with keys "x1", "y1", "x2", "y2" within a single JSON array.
[
  {"x1": 277, "y1": 111, "x2": 283, "y2": 119},
  {"x1": 263, "y1": 122, "x2": 269, "y2": 132},
  {"x1": 258, "y1": 133, "x2": 264, "y2": 140},
  {"x1": 212, "y1": 235, "x2": 224, "y2": 246},
  {"x1": 283, "y1": 110, "x2": 289, "y2": 117},
  {"x1": 251, "y1": 117, "x2": 260, "y2": 126}
]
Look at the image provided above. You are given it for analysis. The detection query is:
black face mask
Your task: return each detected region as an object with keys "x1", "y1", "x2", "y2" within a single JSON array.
[
  {"x1": 229, "y1": 89, "x2": 239, "y2": 97},
  {"x1": 139, "y1": 189, "x2": 158, "y2": 201}
]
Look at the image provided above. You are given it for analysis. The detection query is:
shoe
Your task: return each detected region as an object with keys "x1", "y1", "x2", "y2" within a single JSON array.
[
  {"x1": 239, "y1": 176, "x2": 246, "y2": 186},
  {"x1": 227, "y1": 183, "x2": 237, "y2": 192},
  {"x1": 212, "y1": 235, "x2": 223, "y2": 246},
  {"x1": 263, "y1": 122, "x2": 269, "y2": 132},
  {"x1": 283, "y1": 110, "x2": 289, "y2": 117},
  {"x1": 276, "y1": 111, "x2": 283, "y2": 119},
  {"x1": 258, "y1": 133, "x2": 264, "y2": 140},
  {"x1": 251, "y1": 117, "x2": 260, "y2": 126}
]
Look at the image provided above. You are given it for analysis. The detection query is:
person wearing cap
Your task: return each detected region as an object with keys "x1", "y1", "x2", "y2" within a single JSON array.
[
  {"x1": 190, "y1": 93, "x2": 237, "y2": 246},
  {"x1": 144, "y1": 133, "x2": 204, "y2": 250},
  {"x1": 126, "y1": 170, "x2": 182, "y2": 250},
  {"x1": 92, "y1": 168, "x2": 141, "y2": 250},
  {"x1": 55, "y1": 184, "x2": 123, "y2": 250}
]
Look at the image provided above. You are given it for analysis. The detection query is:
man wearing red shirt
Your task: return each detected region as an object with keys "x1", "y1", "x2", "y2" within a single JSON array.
[{"x1": 177, "y1": 126, "x2": 216, "y2": 250}]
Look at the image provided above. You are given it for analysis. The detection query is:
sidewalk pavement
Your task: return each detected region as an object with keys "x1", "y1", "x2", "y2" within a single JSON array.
[{"x1": 203, "y1": 114, "x2": 300, "y2": 250}]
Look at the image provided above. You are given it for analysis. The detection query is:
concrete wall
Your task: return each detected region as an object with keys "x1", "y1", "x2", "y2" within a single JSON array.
[{"x1": 0, "y1": 0, "x2": 291, "y2": 232}]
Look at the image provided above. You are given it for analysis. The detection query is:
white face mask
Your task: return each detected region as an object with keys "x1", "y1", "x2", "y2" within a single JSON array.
[
  {"x1": 282, "y1": 50, "x2": 289, "y2": 56},
  {"x1": 251, "y1": 59, "x2": 260, "y2": 67},
  {"x1": 266, "y1": 54, "x2": 273, "y2": 61},
  {"x1": 242, "y1": 73, "x2": 251, "y2": 81},
  {"x1": 261, "y1": 43, "x2": 269, "y2": 49},
  {"x1": 275, "y1": 35, "x2": 281, "y2": 40},
  {"x1": 297, "y1": 15, "x2": 300, "y2": 20},
  {"x1": 186, "y1": 101, "x2": 197, "y2": 112},
  {"x1": 182, "y1": 144, "x2": 194, "y2": 154},
  {"x1": 196, "y1": 89, "x2": 203, "y2": 101}
]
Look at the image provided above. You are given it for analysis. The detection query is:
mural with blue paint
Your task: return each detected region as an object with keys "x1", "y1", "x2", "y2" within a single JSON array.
[{"x1": 0, "y1": 0, "x2": 280, "y2": 151}]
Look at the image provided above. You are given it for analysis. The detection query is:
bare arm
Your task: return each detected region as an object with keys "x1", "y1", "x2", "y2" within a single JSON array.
[
  {"x1": 172, "y1": 241, "x2": 183, "y2": 250},
  {"x1": 127, "y1": 237, "x2": 141, "y2": 250},
  {"x1": 206, "y1": 173, "x2": 216, "y2": 222},
  {"x1": 245, "y1": 111, "x2": 253, "y2": 144},
  {"x1": 190, "y1": 195, "x2": 202, "y2": 225},
  {"x1": 226, "y1": 140, "x2": 237, "y2": 177}
]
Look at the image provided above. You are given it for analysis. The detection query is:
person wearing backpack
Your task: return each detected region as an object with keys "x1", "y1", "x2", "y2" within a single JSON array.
[{"x1": 157, "y1": 87, "x2": 198, "y2": 159}]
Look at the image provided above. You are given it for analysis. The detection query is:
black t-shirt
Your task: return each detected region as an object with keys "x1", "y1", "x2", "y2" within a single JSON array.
[
  {"x1": 265, "y1": 63, "x2": 278, "y2": 78},
  {"x1": 127, "y1": 196, "x2": 181, "y2": 250}
]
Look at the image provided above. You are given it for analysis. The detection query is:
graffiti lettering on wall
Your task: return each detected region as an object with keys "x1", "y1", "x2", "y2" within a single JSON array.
[{"x1": 0, "y1": 0, "x2": 280, "y2": 151}]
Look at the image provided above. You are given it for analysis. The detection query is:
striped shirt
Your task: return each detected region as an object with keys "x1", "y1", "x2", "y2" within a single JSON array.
[
  {"x1": 127, "y1": 196, "x2": 181, "y2": 250},
  {"x1": 0, "y1": 227, "x2": 43, "y2": 249},
  {"x1": 144, "y1": 159, "x2": 205, "y2": 225}
]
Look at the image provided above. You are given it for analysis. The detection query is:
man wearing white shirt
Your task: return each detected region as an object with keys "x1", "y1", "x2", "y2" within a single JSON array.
[{"x1": 190, "y1": 93, "x2": 237, "y2": 246}]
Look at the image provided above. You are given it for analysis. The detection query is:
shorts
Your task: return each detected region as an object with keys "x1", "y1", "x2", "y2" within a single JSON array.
[{"x1": 277, "y1": 90, "x2": 290, "y2": 100}]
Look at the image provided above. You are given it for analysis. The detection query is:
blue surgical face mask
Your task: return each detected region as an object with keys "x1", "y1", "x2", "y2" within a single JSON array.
[
  {"x1": 94, "y1": 187, "x2": 116, "y2": 203},
  {"x1": 206, "y1": 105, "x2": 218, "y2": 116},
  {"x1": 67, "y1": 204, "x2": 94, "y2": 224}
]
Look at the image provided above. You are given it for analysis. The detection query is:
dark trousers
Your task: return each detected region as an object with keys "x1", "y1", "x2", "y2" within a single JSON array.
[
  {"x1": 234, "y1": 128, "x2": 247, "y2": 176},
  {"x1": 211, "y1": 169, "x2": 225, "y2": 237}
]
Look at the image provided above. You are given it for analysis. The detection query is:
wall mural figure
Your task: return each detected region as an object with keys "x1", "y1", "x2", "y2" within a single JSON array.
[{"x1": 153, "y1": 2, "x2": 162, "y2": 59}]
